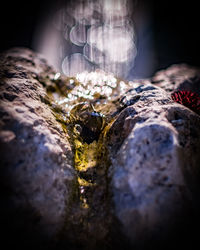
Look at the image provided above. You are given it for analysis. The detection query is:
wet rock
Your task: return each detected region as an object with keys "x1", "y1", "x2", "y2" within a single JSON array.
[
  {"x1": 108, "y1": 84, "x2": 200, "y2": 249},
  {"x1": 0, "y1": 48, "x2": 75, "y2": 248}
]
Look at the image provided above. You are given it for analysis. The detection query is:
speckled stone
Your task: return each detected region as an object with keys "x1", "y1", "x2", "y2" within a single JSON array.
[
  {"x1": 108, "y1": 83, "x2": 200, "y2": 249},
  {"x1": 1, "y1": 48, "x2": 200, "y2": 250},
  {"x1": 0, "y1": 48, "x2": 75, "y2": 248},
  {"x1": 151, "y1": 64, "x2": 200, "y2": 95}
]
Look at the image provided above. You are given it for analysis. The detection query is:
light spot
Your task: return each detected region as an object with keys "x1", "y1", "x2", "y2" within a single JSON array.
[
  {"x1": 62, "y1": 53, "x2": 94, "y2": 76},
  {"x1": 0, "y1": 130, "x2": 16, "y2": 143},
  {"x1": 54, "y1": 72, "x2": 61, "y2": 80}
]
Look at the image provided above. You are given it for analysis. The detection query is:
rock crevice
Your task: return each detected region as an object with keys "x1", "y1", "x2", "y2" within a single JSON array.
[{"x1": 0, "y1": 48, "x2": 200, "y2": 249}]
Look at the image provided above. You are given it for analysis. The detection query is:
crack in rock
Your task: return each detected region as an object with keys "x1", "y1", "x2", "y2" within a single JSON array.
[{"x1": 1, "y1": 48, "x2": 200, "y2": 250}]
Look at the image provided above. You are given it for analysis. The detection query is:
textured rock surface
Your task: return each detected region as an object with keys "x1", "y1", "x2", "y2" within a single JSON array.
[
  {"x1": 108, "y1": 83, "x2": 200, "y2": 248},
  {"x1": 0, "y1": 48, "x2": 75, "y2": 248},
  {"x1": 152, "y1": 64, "x2": 200, "y2": 95},
  {"x1": 1, "y1": 48, "x2": 200, "y2": 250}
]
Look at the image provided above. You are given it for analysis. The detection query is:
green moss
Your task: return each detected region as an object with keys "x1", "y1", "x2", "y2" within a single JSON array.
[{"x1": 44, "y1": 71, "x2": 129, "y2": 247}]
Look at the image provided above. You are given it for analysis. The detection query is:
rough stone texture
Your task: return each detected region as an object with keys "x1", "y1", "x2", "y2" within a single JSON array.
[
  {"x1": 0, "y1": 48, "x2": 75, "y2": 248},
  {"x1": 1, "y1": 48, "x2": 200, "y2": 250},
  {"x1": 152, "y1": 64, "x2": 200, "y2": 95},
  {"x1": 108, "y1": 83, "x2": 200, "y2": 249}
]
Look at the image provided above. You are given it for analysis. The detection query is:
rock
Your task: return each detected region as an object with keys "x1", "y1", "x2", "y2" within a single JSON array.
[
  {"x1": 151, "y1": 64, "x2": 200, "y2": 95},
  {"x1": 108, "y1": 83, "x2": 200, "y2": 249},
  {"x1": 1, "y1": 48, "x2": 200, "y2": 250},
  {"x1": 0, "y1": 48, "x2": 75, "y2": 248}
]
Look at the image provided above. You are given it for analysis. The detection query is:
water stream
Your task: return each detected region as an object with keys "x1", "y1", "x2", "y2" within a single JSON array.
[{"x1": 46, "y1": 70, "x2": 135, "y2": 248}]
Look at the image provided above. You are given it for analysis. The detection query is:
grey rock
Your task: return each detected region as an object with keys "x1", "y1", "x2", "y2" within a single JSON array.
[
  {"x1": 1, "y1": 48, "x2": 200, "y2": 249},
  {"x1": 108, "y1": 83, "x2": 200, "y2": 248},
  {"x1": 152, "y1": 64, "x2": 200, "y2": 95},
  {"x1": 0, "y1": 48, "x2": 75, "y2": 247}
]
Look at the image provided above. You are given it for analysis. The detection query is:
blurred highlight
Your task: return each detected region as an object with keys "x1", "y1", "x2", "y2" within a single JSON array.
[{"x1": 36, "y1": 0, "x2": 137, "y2": 79}]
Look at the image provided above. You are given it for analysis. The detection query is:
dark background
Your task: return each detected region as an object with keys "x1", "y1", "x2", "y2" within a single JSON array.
[{"x1": 0, "y1": 0, "x2": 200, "y2": 76}]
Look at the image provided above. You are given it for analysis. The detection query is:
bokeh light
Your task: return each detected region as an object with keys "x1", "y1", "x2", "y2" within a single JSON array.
[
  {"x1": 37, "y1": 0, "x2": 138, "y2": 79},
  {"x1": 62, "y1": 53, "x2": 94, "y2": 76}
]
